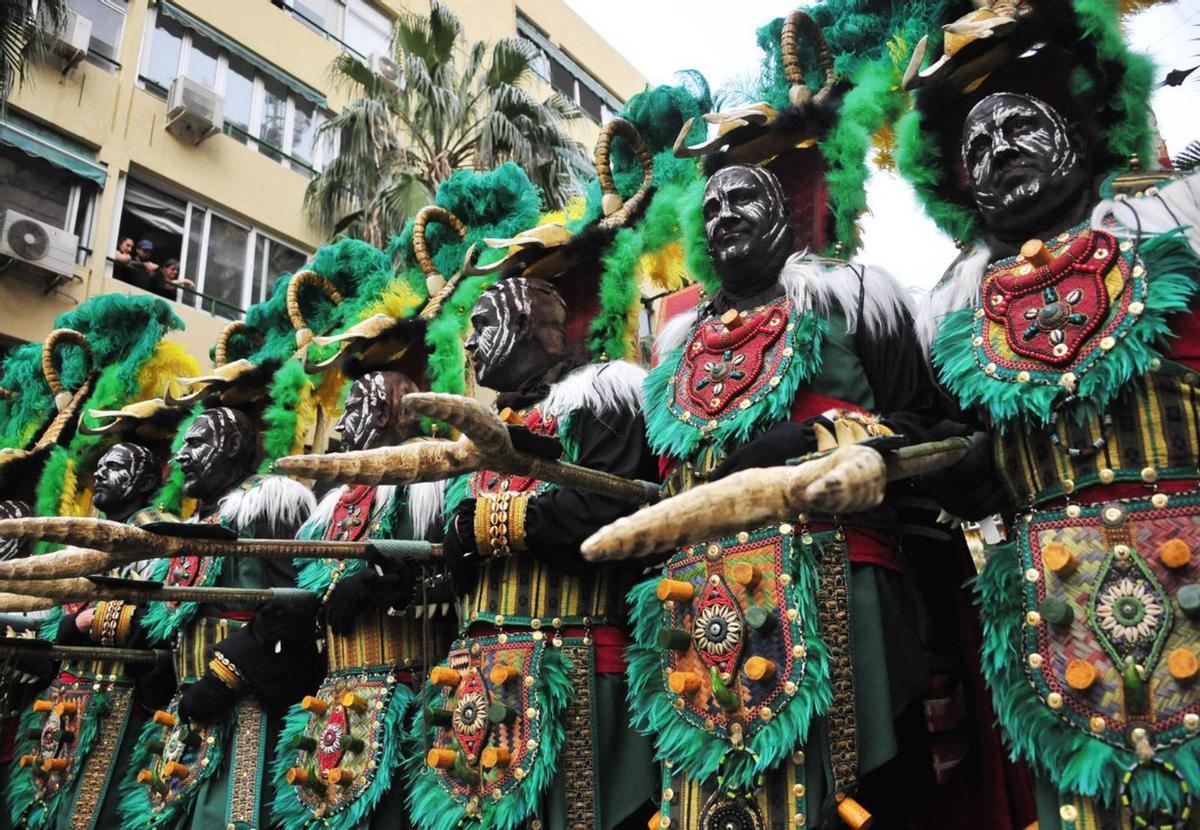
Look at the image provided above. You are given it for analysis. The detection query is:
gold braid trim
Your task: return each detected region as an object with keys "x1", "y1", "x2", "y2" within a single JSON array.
[
  {"x1": 474, "y1": 496, "x2": 495, "y2": 558},
  {"x1": 90, "y1": 601, "x2": 129, "y2": 646},
  {"x1": 507, "y1": 494, "x2": 528, "y2": 551},
  {"x1": 209, "y1": 651, "x2": 247, "y2": 691}
]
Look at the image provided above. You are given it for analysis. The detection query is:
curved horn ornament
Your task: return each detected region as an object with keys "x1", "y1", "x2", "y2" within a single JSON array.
[
  {"x1": 580, "y1": 445, "x2": 887, "y2": 562},
  {"x1": 275, "y1": 438, "x2": 481, "y2": 485},
  {"x1": 401, "y1": 393, "x2": 511, "y2": 455}
]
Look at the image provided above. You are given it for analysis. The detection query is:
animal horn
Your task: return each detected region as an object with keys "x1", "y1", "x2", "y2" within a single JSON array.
[
  {"x1": 0, "y1": 593, "x2": 55, "y2": 612},
  {"x1": 275, "y1": 438, "x2": 480, "y2": 485},
  {"x1": 0, "y1": 577, "x2": 96, "y2": 598},
  {"x1": 580, "y1": 445, "x2": 886, "y2": 562},
  {"x1": 0, "y1": 546, "x2": 117, "y2": 581},
  {"x1": 215, "y1": 321, "x2": 261, "y2": 367},
  {"x1": 596, "y1": 118, "x2": 654, "y2": 228},
  {"x1": 782, "y1": 9, "x2": 836, "y2": 107},
  {"x1": 0, "y1": 517, "x2": 179, "y2": 561},
  {"x1": 287, "y1": 270, "x2": 345, "y2": 348},
  {"x1": 42, "y1": 329, "x2": 92, "y2": 411},
  {"x1": 414, "y1": 205, "x2": 469, "y2": 295},
  {"x1": 401, "y1": 393, "x2": 511, "y2": 455}
]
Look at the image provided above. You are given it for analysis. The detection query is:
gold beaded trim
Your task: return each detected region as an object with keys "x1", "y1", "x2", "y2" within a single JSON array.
[
  {"x1": 209, "y1": 651, "x2": 247, "y2": 691},
  {"x1": 90, "y1": 601, "x2": 131, "y2": 647}
]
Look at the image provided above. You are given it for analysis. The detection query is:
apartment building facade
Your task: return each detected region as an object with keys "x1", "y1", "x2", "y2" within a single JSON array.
[{"x1": 0, "y1": 0, "x2": 646, "y2": 365}]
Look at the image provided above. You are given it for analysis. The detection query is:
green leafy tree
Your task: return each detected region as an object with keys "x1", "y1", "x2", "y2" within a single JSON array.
[
  {"x1": 1, "y1": 0, "x2": 68, "y2": 107},
  {"x1": 305, "y1": 0, "x2": 591, "y2": 245}
]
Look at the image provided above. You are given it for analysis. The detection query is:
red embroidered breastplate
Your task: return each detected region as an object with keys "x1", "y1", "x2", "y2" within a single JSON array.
[
  {"x1": 325, "y1": 485, "x2": 377, "y2": 542},
  {"x1": 467, "y1": 408, "x2": 557, "y2": 497},
  {"x1": 982, "y1": 229, "x2": 1119, "y2": 366},
  {"x1": 669, "y1": 298, "x2": 795, "y2": 426}
]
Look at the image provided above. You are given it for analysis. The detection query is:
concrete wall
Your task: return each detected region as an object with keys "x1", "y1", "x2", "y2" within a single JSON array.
[{"x1": 2, "y1": 0, "x2": 645, "y2": 368}]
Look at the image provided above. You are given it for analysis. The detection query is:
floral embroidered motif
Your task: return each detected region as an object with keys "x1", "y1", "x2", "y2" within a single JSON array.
[
  {"x1": 691, "y1": 580, "x2": 745, "y2": 675},
  {"x1": 1095, "y1": 577, "x2": 1164, "y2": 647}
]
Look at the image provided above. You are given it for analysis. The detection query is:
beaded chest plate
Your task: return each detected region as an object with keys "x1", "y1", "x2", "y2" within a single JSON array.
[
  {"x1": 1017, "y1": 494, "x2": 1200, "y2": 753},
  {"x1": 285, "y1": 673, "x2": 399, "y2": 820},
  {"x1": 420, "y1": 632, "x2": 566, "y2": 823},
  {"x1": 669, "y1": 299, "x2": 797, "y2": 428},
  {"x1": 970, "y1": 227, "x2": 1142, "y2": 389},
  {"x1": 657, "y1": 525, "x2": 811, "y2": 747}
]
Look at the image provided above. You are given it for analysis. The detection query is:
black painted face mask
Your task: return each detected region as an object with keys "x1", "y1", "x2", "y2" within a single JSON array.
[
  {"x1": 963, "y1": 92, "x2": 1087, "y2": 237},
  {"x1": 702, "y1": 165, "x2": 792, "y2": 292},
  {"x1": 93, "y1": 442, "x2": 157, "y2": 515}
]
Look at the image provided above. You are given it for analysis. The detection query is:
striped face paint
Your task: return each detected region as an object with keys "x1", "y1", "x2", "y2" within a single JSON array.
[
  {"x1": 0, "y1": 499, "x2": 30, "y2": 561},
  {"x1": 703, "y1": 164, "x2": 792, "y2": 289},
  {"x1": 466, "y1": 278, "x2": 536, "y2": 388},
  {"x1": 337, "y1": 371, "x2": 388, "y2": 451},
  {"x1": 93, "y1": 442, "x2": 158, "y2": 514},
  {"x1": 175, "y1": 407, "x2": 255, "y2": 500},
  {"x1": 963, "y1": 93, "x2": 1082, "y2": 228}
]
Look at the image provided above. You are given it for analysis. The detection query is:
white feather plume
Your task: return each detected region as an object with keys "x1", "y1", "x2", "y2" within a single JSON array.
[
  {"x1": 541, "y1": 360, "x2": 646, "y2": 423},
  {"x1": 219, "y1": 474, "x2": 316, "y2": 535}
]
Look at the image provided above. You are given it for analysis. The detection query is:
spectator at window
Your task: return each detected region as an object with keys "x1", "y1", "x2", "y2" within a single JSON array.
[
  {"x1": 114, "y1": 237, "x2": 135, "y2": 265},
  {"x1": 160, "y1": 259, "x2": 194, "y2": 291},
  {"x1": 133, "y1": 240, "x2": 160, "y2": 274}
]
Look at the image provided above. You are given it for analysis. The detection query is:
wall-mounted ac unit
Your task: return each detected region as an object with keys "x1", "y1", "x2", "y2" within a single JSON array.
[
  {"x1": 39, "y1": 9, "x2": 91, "y2": 64},
  {"x1": 368, "y1": 52, "x2": 403, "y2": 92},
  {"x1": 165, "y1": 76, "x2": 224, "y2": 145},
  {"x1": 0, "y1": 210, "x2": 79, "y2": 280}
]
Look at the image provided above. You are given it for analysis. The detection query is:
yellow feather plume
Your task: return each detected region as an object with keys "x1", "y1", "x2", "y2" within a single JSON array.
[{"x1": 136, "y1": 342, "x2": 201, "y2": 398}]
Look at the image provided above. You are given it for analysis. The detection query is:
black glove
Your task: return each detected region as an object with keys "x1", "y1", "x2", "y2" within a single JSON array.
[
  {"x1": 178, "y1": 671, "x2": 239, "y2": 724},
  {"x1": 130, "y1": 649, "x2": 178, "y2": 710},
  {"x1": 442, "y1": 499, "x2": 479, "y2": 595},
  {"x1": 709, "y1": 420, "x2": 822, "y2": 481},
  {"x1": 55, "y1": 610, "x2": 91, "y2": 646},
  {"x1": 920, "y1": 425, "x2": 1011, "y2": 521},
  {"x1": 326, "y1": 566, "x2": 415, "y2": 635}
]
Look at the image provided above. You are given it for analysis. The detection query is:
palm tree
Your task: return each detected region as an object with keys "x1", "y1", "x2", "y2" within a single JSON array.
[
  {"x1": 305, "y1": 0, "x2": 591, "y2": 245},
  {"x1": 1, "y1": 0, "x2": 67, "y2": 108}
]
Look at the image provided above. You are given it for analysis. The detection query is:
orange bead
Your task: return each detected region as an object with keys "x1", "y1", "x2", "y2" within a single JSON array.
[
  {"x1": 647, "y1": 811, "x2": 663, "y2": 830},
  {"x1": 729, "y1": 563, "x2": 761, "y2": 589},
  {"x1": 656, "y1": 579, "x2": 694, "y2": 602},
  {"x1": 151, "y1": 710, "x2": 177, "y2": 728},
  {"x1": 32, "y1": 700, "x2": 52, "y2": 713},
  {"x1": 285, "y1": 767, "x2": 310, "y2": 786},
  {"x1": 136, "y1": 769, "x2": 153, "y2": 785},
  {"x1": 1043, "y1": 543, "x2": 1077, "y2": 577},
  {"x1": 41, "y1": 758, "x2": 67, "y2": 773},
  {"x1": 743, "y1": 656, "x2": 776, "y2": 682},
  {"x1": 667, "y1": 671, "x2": 701, "y2": 695},
  {"x1": 836, "y1": 796, "x2": 873, "y2": 830},
  {"x1": 327, "y1": 768, "x2": 356, "y2": 787},
  {"x1": 1160, "y1": 539, "x2": 1193, "y2": 569},
  {"x1": 1168, "y1": 648, "x2": 1199, "y2": 682},
  {"x1": 300, "y1": 696, "x2": 328, "y2": 717},
  {"x1": 430, "y1": 666, "x2": 462, "y2": 688},
  {"x1": 17, "y1": 754, "x2": 37, "y2": 769},
  {"x1": 481, "y1": 747, "x2": 511, "y2": 769},
  {"x1": 489, "y1": 664, "x2": 519, "y2": 686},
  {"x1": 426, "y1": 748, "x2": 458, "y2": 769},
  {"x1": 162, "y1": 762, "x2": 190, "y2": 781},
  {"x1": 53, "y1": 702, "x2": 77, "y2": 718},
  {"x1": 340, "y1": 693, "x2": 368, "y2": 713},
  {"x1": 1064, "y1": 659, "x2": 1099, "y2": 691}
]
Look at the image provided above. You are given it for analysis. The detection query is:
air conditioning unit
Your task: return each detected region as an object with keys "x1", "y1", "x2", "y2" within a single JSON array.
[
  {"x1": 368, "y1": 52, "x2": 403, "y2": 91},
  {"x1": 165, "y1": 76, "x2": 224, "y2": 145},
  {"x1": 41, "y1": 9, "x2": 91, "y2": 62},
  {"x1": 0, "y1": 210, "x2": 79, "y2": 280}
]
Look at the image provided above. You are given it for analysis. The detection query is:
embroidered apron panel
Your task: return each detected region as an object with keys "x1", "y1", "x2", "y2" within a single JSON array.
[
  {"x1": 21, "y1": 684, "x2": 102, "y2": 802},
  {"x1": 425, "y1": 633, "x2": 563, "y2": 817},
  {"x1": 1019, "y1": 494, "x2": 1200, "y2": 751},
  {"x1": 288, "y1": 672, "x2": 399, "y2": 820},
  {"x1": 660, "y1": 526, "x2": 808, "y2": 742},
  {"x1": 137, "y1": 692, "x2": 223, "y2": 814}
]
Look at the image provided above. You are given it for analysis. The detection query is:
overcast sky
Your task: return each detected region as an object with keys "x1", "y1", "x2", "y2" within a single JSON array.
[{"x1": 564, "y1": 0, "x2": 1200, "y2": 290}]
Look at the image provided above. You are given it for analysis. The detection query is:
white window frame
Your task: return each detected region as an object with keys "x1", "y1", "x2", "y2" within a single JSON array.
[
  {"x1": 68, "y1": 0, "x2": 128, "y2": 69},
  {"x1": 136, "y1": 8, "x2": 330, "y2": 176},
  {"x1": 250, "y1": 230, "x2": 307, "y2": 305}
]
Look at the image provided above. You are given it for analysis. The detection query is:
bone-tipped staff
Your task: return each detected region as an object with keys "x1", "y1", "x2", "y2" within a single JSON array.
[
  {"x1": 0, "y1": 637, "x2": 169, "y2": 665},
  {"x1": 580, "y1": 437, "x2": 971, "y2": 562},
  {"x1": 0, "y1": 576, "x2": 316, "y2": 609},
  {"x1": 0, "y1": 519, "x2": 440, "y2": 581},
  {"x1": 275, "y1": 392, "x2": 661, "y2": 505}
]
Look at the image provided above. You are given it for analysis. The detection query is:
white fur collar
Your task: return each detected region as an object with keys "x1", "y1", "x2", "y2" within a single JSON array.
[
  {"x1": 913, "y1": 243, "x2": 990, "y2": 354},
  {"x1": 218, "y1": 474, "x2": 316, "y2": 534},
  {"x1": 656, "y1": 254, "x2": 912, "y2": 355},
  {"x1": 540, "y1": 361, "x2": 646, "y2": 423}
]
